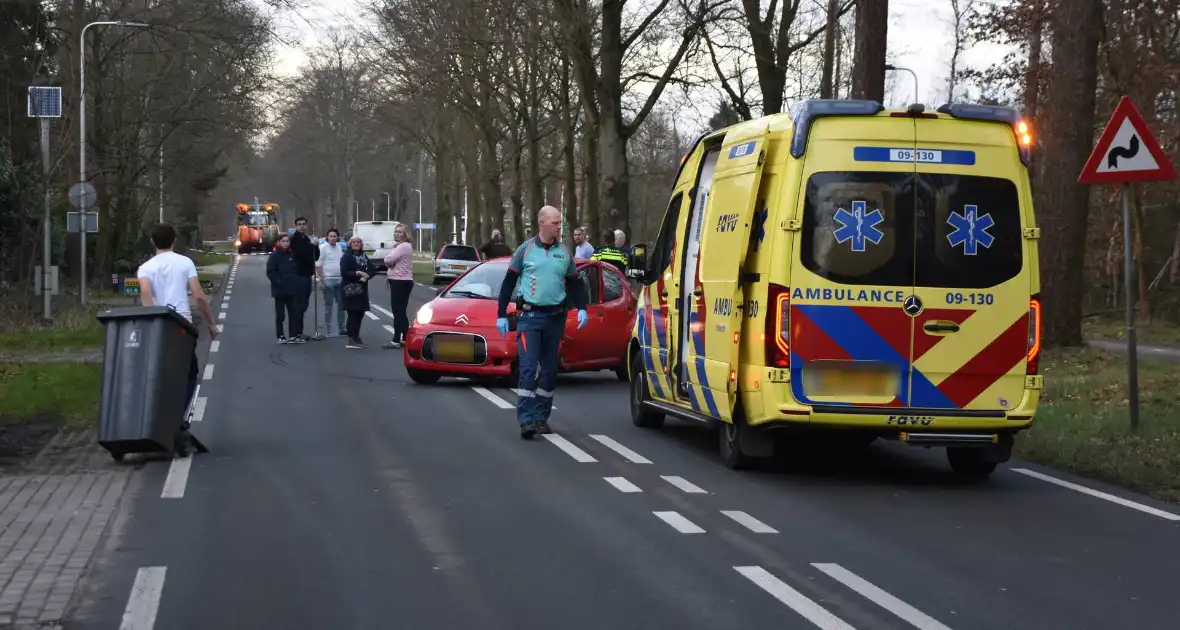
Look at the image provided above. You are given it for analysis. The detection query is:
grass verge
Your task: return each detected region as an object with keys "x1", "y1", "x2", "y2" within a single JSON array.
[
  {"x1": 1083, "y1": 316, "x2": 1180, "y2": 346},
  {"x1": 0, "y1": 306, "x2": 104, "y2": 350},
  {"x1": 0, "y1": 363, "x2": 101, "y2": 430},
  {"x1": 1021, "y1": 347, "x2": 1180, "y2": 503},
  {"x1": 190, "y1": 250, "x2": 234, "y2": 267}
]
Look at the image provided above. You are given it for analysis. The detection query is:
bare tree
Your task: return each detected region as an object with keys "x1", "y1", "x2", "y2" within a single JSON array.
[
  {"x1": 851, "y1": 0, "x2": 889, "y2": 102},
  {"x1": 946, "y1": 0, "x2": 977, "y2": 102}
]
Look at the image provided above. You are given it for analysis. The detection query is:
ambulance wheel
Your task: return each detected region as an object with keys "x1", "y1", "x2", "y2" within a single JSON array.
[
  {"x1": 946, "y1": 447, "x2": 997, "y2": 480},
  {"x1": 407, "y1": 367, "x2": 441, "y2": 385},
  {"x1": 629, "y1": 354, "x2": 664, "y2": 429},
  {"x1": 719, "y1": 403, "x2": 774, "y2": 470}
]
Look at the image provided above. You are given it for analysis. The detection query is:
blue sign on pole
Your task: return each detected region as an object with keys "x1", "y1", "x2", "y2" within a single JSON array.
[{"x1": 414, "y1": 223, "x2": 436, "y2": 230}]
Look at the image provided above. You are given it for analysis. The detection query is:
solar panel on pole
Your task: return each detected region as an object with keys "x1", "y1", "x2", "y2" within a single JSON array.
[{"x1": 27, "y1": 86, "x2": 62, "y2": 118}]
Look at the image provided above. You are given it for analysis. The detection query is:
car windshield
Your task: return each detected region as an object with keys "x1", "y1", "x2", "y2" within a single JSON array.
[
  {"x1": 442, "y1": 261, "x2": 520, "y2": 300},
  {"x1": 440, "y1": 246, "x2": 479, "y2": 261}
]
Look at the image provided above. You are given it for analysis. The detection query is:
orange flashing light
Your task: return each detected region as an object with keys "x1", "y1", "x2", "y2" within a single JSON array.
[{"x1": 1017, "y1": 121, "x2": 1032, "y2": 146}]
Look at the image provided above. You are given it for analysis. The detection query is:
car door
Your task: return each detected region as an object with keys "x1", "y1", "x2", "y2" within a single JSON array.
[
  {"x1": 594, "y1": 263, "x2": 633, "y2": 365},
  {"x1": 561, "y1": 265, "x2": 602, "y2": 367}
]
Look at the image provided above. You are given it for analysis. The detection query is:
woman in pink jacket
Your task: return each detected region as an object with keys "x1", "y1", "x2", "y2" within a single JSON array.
[{"x1": 382, "y1": 224, "x2": 415, "y2": 349}]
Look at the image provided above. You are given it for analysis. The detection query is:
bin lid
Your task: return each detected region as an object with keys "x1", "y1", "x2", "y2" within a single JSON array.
[{"x1": 96, "y1": 305, "x2": 199, "y2": 337}]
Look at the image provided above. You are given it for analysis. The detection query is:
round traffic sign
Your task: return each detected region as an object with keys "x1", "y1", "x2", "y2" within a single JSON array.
[{"x1": 68, "y1": 181, "x2": 97, "y2": 210}]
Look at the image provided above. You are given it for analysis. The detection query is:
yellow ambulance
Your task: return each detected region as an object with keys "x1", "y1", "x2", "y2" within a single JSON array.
[{"x1": 625, "y1": 100, "x2": 1042, "y2": 479}]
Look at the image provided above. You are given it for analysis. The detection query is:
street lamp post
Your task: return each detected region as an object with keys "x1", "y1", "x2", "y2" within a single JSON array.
[
  {"x1": 382, "y1": 191, "x2": 391, "y2": 222},
  {"x1": 79, "y1": 20, "x2": 148, "y2": 306},
  {"x1": 412, "y1": 188, "x2": 423, "y2": 252},
  {"x1": 370, "y1": 198, "x2": 376, "y2": 221},
  {"x1": 884, "y1": 64, "x2": 919, "y2": 106}
]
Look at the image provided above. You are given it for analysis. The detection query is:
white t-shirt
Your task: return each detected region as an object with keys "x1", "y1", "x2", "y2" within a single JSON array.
[
  {"x1": 136, "y1": 251, "x2": 198, "y2": 321},
  {"x1": 317, "y1": 241, "x2": 343, "y2": 278}
]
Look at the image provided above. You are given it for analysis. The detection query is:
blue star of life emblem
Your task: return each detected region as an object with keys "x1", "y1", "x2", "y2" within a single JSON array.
[
  {"x1": 751, "y1": 202, "x2": 769, "y2": 250},
  {"x1": 833, "y1": 200, "x2": 884, "y2": 252},
  {"x1": 946, "y1": 204, "x2": 995, "y2": 255}
]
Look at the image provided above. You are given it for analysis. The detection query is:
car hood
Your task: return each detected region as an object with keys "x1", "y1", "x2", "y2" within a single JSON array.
[{"x1": 423, "y1": 296, "x2": 507, "y2": 326}]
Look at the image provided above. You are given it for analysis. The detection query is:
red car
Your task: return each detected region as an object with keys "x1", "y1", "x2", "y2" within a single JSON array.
[{"x1": 403, "y1": 257, "x2": 636, "y2": 385}]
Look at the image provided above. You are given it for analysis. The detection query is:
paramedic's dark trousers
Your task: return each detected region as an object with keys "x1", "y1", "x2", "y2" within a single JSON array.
[{"x1": 516, "y1": 310, "x2": 565, "y2": 425}]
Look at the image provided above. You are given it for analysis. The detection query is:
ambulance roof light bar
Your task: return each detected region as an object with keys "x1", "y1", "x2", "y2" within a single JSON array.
[
  {"x1": 936, "y1": 103, "x2": 1032, "y2": 166},
  {"x1": 789, "y1": 99, "x2": 884, "y2": 158}
]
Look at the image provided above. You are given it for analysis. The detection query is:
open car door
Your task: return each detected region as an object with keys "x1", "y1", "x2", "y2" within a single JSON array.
[{"x1": 696, "y1": 124, "x2": 770, "y2": 421}]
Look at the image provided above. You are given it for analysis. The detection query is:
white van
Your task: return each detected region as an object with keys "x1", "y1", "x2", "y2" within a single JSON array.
[{"x1": 351, "y1": 221, "x2": 401, "y2": 272}]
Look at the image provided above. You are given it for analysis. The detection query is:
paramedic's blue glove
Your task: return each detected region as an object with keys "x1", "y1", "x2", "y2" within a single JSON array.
[
  {"x1": 577, "y1": 309, "x2": 588, "y2": 329},
  {"x1": 497, "y1": 317, "x2": 509, "y2": 337}
]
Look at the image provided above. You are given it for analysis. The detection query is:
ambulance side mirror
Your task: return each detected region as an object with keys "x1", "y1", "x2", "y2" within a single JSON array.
[{"x1": 626, "y1": 244, "x2": 648, "y2": 280}]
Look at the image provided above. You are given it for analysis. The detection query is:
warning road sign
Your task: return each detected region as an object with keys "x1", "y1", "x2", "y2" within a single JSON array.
[{"x1": 1078, "y1": 95, "x2": 1177, "y2": 185}]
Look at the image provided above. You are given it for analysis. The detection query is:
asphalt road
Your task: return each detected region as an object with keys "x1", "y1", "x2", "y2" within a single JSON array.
[{"x1": 69, "y1": 255, "x2": 1180, "y2": 630}]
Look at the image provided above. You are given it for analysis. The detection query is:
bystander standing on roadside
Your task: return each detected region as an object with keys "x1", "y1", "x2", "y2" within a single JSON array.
[
  {"x1": 267, "y1": 234, "x2": 303, "y2": 344},
  {"x1": 591, "y1": 230, "x2": 628, "y2": 274},
  {"x1": 316, "y1": 228, "x2": 347, "y2": 338},
  {"x1": 479, "y1": 229, "x2": 513, "y2": 260},
  {"x1": 136, "y1": 223, "x2": 218, "y2": 456},
  {"x1": 288, "y1": 216, "x2": 319, "y2": 341},
  {"x1": 340, "y1": 236, "x2": 372, "y2": 349},
  {"x1": 572, "y1": 227, "x2": 594, "y2": 260},
  {"x1": 383, "y1": 224, "x2": 414, "y2": 349}
]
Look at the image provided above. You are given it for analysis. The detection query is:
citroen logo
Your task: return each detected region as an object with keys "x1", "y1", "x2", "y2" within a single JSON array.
[
  {"x1": 455, "y1": 314, "x2": 469, "y2": 325},
  {"x1": 902, "y1": 295, "x2": 923, "y2": 317}
]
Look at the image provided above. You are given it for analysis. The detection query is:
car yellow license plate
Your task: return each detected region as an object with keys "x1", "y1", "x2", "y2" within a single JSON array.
[
  {"x1": 433, "y1": 336, "x2": 475, "y2": 363},
  {"x1": 806, "y1": 363, "x2": 898, "y2": 397}
]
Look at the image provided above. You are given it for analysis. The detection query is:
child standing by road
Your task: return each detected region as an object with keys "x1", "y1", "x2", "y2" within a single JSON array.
[{"x1": 267, "y1": 235, "x2": 304, "y2": 344}]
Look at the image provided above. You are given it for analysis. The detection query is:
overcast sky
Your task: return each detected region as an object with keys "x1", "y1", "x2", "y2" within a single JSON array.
[{"x1": 268, "y1": 0, "x2": 1013, "y2": 113}]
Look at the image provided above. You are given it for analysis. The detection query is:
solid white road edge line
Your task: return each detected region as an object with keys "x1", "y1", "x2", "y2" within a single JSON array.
[
  {"x1": 604, "y1": 477, "x2": 642, "y2": 493},
  {"x1": 119, "y1": 566, "x2": 167, "y2": 630},
  {"x1": 160, "y1": 458, "x2": 191, "y2": 499},
  {"x1": 721, "y1": 510, "x2": 778, "y2": 534},
  {"x1": 365, "y1": 312, "x2": 379, "y2": 320},
  {"x1": 191, "y1": 397, "x2": 206, "y2": 423},
  {"x1": 210, "y1": 340, "x2": 220, "y2": 353},
  {"x1": 653, "y1": 511, "x2": 705, "y2": 534},
  {"x1": 1011, "y1": 468, "x2": 1180, "y2": 521},
  {"x1": 589, "y1": 434, "x2": 652, "y2": 464},
  {"x1": 812, "y1": 563, "x2": 954, "y2": 630},
  {"x1": 470, "y1": 386, "x2": 514, "y2": 409},
  {"x1": 661, "y1": 475, "x2": 707, "y2": 494},
  {"x1": 202, "y1": 364, "x2": 214, "y2": 380},
  {"x1": 734, "y1": 566, "x2": 855, "y2": 630},
  {"x1": 541, "y1": 434, "x2": 598, "y2": 463}
]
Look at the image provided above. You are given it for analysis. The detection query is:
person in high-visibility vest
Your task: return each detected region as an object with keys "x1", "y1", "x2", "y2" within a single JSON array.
[{"x1": 591, "y1": 230, "x2": 627, "y2": 273}]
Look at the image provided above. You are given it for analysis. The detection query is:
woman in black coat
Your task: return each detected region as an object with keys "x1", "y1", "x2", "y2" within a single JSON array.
[
  {"x1": 338, "y1": 235, "x2": 372, "y2": 348},
  {"x1": 266, "y1": 234, "x2": 303, "y2": 343}
]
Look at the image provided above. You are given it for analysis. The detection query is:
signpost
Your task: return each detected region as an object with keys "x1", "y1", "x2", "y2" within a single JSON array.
[
  {"x1": 28, "y1": 86, "x2": 61, "y2": 320},
  {"x1": 1078, "y1": 95, "x2": 1178, "y2": 430}
]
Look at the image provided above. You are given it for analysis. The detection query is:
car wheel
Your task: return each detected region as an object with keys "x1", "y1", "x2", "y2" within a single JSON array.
[
  {"x1": 407, "y1": 367, "x2": 441, "y2": 385},
  {"x1": 629, "y1": 353, "x2": 664, "y2": 429},
  {"x1": 946, "y1": 447, "x2": 998, "y2": 481}
]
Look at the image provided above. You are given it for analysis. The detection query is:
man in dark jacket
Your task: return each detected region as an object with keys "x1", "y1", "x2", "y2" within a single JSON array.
[
  {"x1": 288, "y1": 216, "x2": 319, "y2": 341},
  {"x1": 479, "y1": 229, "x2": 513, "y2": 260}
]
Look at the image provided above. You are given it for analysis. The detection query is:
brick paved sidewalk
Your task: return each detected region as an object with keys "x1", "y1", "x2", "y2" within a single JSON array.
[{"x1": 0, "y1": 431, "x2": 130, "y2": 628}]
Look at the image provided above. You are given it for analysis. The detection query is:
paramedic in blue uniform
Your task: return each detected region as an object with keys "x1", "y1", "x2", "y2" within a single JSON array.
[{"x1": 497, "y1": 205, "x2": 588, "y2": 439}]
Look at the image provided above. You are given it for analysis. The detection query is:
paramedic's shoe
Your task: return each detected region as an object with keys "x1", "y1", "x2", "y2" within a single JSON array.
[
  {"x1": 536, "y1": 420, "x2": 552, "y2": 435},
  {"x1": 520, "y1": 421, "x2": 537, "y2": 440}
]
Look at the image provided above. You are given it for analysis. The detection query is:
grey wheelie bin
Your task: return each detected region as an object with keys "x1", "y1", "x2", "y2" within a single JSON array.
[{"x1": 95, "y1": 305, "x2": 207, "y2": 462}]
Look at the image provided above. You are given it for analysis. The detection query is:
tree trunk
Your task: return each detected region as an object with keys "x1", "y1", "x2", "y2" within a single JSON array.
[
  {"x1": 851, "y1": 0, "x2": 888, "y2": 102},
  {"x1": 510, "y1": 128, "x2": 526, "y2": 246},
  {"x1": 582, "y1": 113, "x2": 601, "y2": 244},
  {"x1": 1023, "y1": 0, "x2": 1045, "y2": 121},
  {"x1": 1034, "y1": 0, "x2": 1103, "y2": 347},
  {"x1": 560, "y1": 56, "x2": 579, "y2": 248},
  {"x1": 820, "y1": 0, "x2": 839, "y2": 98},
  {"x1": 598, "y1": 111, "x2": 629, "y2": 239}
]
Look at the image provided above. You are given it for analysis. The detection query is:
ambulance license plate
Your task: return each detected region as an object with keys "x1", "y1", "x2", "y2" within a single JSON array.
[
  {"x1": 807, "y1": 363, "x2": 897, "y2": 397},
  {"x1": 432, "y1": 335, "x2": 475, "y2": 363}
]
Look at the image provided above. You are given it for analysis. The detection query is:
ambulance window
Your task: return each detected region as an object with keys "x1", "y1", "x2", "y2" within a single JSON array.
[
  {"x1": 800, "y1": 172, "x2": 914, "y2": 287},
  {"x1": 649, "y1": 193, "x2": 684, "y2": 278},
  {"x1": 915, "y1": 175, "x2": 1023, "y2": 289}
]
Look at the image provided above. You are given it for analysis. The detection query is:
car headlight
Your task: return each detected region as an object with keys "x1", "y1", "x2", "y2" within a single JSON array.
[{"x1": 416, "y1": 303, "x2": 433, "y2": 325}]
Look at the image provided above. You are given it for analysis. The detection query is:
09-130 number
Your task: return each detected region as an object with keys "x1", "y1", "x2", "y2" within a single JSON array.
[{"x1": 945, "y1": 292, "x2": 994, "y2": 306}]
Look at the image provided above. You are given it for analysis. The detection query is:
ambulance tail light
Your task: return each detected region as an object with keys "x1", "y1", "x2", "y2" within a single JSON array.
[
  {"x1": 1026, "y1": 295, "x2": 1042, "y2": 374},
  {"x1": 765, "y1": 283, "x2": 791, "y2": 368}
]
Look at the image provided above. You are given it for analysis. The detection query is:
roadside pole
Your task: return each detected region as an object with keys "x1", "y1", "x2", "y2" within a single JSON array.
[
  {"x1": 1077, "y1": 95, "x2": 1177, "y2": 431},
  {"x1": 28, "y1": 85, "x2": 62, "y2": 321}
]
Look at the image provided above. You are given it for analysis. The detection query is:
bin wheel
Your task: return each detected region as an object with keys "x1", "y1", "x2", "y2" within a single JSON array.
[
  {"x1": 110, "y1": 450, "x2": 125, "y2": 463},
  {"x1": 174, "y1": 429, "x2": 193, "y2": 458}
]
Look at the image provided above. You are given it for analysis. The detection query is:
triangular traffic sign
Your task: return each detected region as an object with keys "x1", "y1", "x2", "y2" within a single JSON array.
[{"x1": 1078, "y1": 96, "x2": 1177, "y2": 184}]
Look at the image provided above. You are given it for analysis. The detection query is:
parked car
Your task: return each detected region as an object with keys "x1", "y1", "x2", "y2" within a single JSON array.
[
  {"x1": 432, "y1": 244, "x2": 482, "y2": 284},
  {"x1": 404, "y1": 257, "x2": 637, "y2": 384}
]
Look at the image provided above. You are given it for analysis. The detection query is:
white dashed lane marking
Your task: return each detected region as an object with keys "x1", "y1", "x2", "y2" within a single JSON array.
[
  {"x1": 735, "y1": 566, "x2": 855, "y2": 630},
  {"x1": 210, "y1": 340, "x2": 220, "y2": 353},
  {"x1": 653, "y1": 511, "x2": 705, "y2": 534},
  {"x1": 120, "y1": 566, "x2": 167, "y2": 630},
  {"x1": 372, "y1": 304, "x2": 395, "y2": 319},
  {"x1": 1011, "y1": 468, "x2": 1180, "y2": 521},
  {"x1": 365, "y1": 312, "x2": 379, "y2": 320},
  {"x1": 470, "y1": 386, "x2": 513, "y2": 409},
  {"x1": 589, "y1": 435, "x2": 651, "y2": 464},
  {"x1": 202, "y1": 364, "x2": 214, "y2": 380},
  {"x1": 541, "y1": 434, "x2": 597, "y2": 463},
  {"x1": 812, "y1": 563, "x2": 954, "y2": 630},
  {"x1": 721, "y1": 510, "x2": 778, "y2": 534},
  {"x1": 161, "y1": 458, "x2": 191, "y2": 499},
  {"x1": 191, "y1": 397, "x2": 206, "y2": 423},
  {"x1": 216, "y1": 324, "x2": 223, "y2": 333},
  {"x1": 604, "y1": 477, "x2": 642, "y2": 493},
  {"x1": 217, "y1": 312, "x2": 226, "y2": 320},
  {"x1": 661, "y1": 476, "x2": 707, "y2": 494}
]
